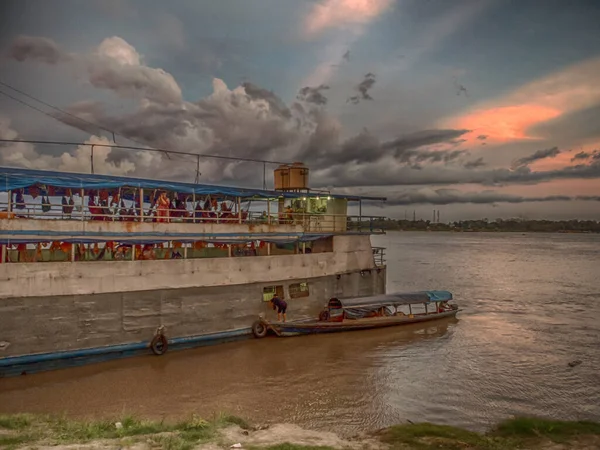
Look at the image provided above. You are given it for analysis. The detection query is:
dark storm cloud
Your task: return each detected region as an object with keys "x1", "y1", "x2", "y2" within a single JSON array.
[
  {"x1": 382, "y1": 189, "x2": 574, "y2": 206},
  {"x1": 357, "y1": 73, "x2": 376, "y2": 100},
  {"x1": 571, "y1": 151, "x2": 591, "y2": 162},
  {"x1": 241, "y1": 82, "x2": 291, "y2": 118},
  {"x1": 512, "y1": 146, "x2": 560, "y2": 168},
  {"x1": 296, "y1": 85, "x2": 330, "y2": 105},
  {"x1": 6, "y1": 35, "x2": 71, "y2": 64},
  {"x1": 464, "y1": 157, "x2": 485, "y2": 169}
]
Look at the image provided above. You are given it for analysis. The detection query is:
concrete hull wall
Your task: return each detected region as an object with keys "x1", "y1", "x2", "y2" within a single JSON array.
[
  {"x1": 0, "y1": 234, "x2": 387, "y2": 362},
  {"x1": 0, "y1": 268, "x2": 386, "y2": 359}
]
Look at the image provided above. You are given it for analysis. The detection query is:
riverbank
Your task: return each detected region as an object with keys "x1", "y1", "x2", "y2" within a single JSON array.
[{"x1": 1, "y1": 414, "x2": 599, "y2": 450}]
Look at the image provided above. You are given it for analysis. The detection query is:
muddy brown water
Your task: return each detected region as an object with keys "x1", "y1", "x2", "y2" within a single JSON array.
[{"x1": 1, "y1": 232, "x2": 599, "y2": 436}]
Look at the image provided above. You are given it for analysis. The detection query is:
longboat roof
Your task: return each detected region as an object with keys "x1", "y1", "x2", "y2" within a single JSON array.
[{"x1": 336, "y1": 291, "x2": 453, "y2": 309}]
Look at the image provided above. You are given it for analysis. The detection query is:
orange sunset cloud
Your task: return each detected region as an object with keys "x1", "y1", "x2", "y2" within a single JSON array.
[
  {"x1": 304, "y1": 0, "x2": 394, "y2": 36},
  {"x1": 443, "y1": 56, "x2": 600, "y2": 144}
]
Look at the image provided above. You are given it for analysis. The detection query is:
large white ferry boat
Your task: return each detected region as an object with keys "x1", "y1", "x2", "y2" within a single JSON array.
[{"x1": 0, "y1": 163, "x2": 387, "y2": 377}]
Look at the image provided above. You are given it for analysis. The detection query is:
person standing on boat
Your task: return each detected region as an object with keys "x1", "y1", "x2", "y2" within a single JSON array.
[
  {"x1": 156, "y1": 191, "x2": 170, "y2": 223},
  {"x1": 270, "y1": 294, "x2": 287, "y2": 323}
]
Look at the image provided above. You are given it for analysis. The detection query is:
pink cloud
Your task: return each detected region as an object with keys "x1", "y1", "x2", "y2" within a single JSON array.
[
  {"x1": 304, "y1": 0, "x2": 394, "y2": 36},
  {"x1": 443, "y1": 56, "x2": 600, "y2": 143}
]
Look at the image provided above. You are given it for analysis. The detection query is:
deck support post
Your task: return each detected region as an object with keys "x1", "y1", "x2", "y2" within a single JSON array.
[
  {"x1": 7, "y1": 189, "x2": 12, "y2": 212},
  {"x1": 228, "y1": 244, "x2": 232, "y2": 257},
  {"x1": 132, "y1": 244, "x2": 135, "y2": 261},
  {"x1": 184, "y1": 244, "x2": 188, "y2": 259},
  {"x1": 1, "y1": 245, "x2": 6, "y2": 264},
  {"x1": 237, "y1": 197, "x2": 242, "y2": 224},
  {"x1": 192, "y1": 192, "x2": 196, "y2": 223},
  {"x1": 267, "y1": 199, "x2": 271, "y2": 225},
  {"x1": 139, "y1": 188, "x2": 144, "y2": 221},
  {"x1": 302, "y1": 242, "x2": 306, "y2": 254},
  {"x1": 267, "y1": 242, "x2": 271, "y2": 256},
  {"x1": 80, "y1": 189, "x2": 85, "y2": 221},
  {"x1": 71, "y1": 243, "x2": 75, "y2": 262}
]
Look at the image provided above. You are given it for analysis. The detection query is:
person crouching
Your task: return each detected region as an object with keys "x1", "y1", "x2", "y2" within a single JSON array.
[{"x1": 270, "y1": 294, "x2": 287, "y2": 323}]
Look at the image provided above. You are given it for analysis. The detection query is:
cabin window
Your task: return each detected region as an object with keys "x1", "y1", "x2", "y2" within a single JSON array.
[
  {"x1": 262, "y1": 285, "x2": 284, "y2": 302},
  {"x1": 289, "y1": 282, "x2": 310, "y2": 299}
]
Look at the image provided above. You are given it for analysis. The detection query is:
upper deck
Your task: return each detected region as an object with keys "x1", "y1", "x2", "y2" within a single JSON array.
[{"x1": 0, "y1": 166, "x2": 386, "y2": 262}]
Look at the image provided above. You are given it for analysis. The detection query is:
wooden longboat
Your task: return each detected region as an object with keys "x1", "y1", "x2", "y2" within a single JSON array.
[{"x1": 251, "y1": 290, "x2": 460, "y2": 338}]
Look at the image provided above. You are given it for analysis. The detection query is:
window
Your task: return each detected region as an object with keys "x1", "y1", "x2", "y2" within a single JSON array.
[
  {"x1": 289, "y1": 282, "x2": 310, "y2": 299},
  {"x1": 263, "y1": 285, "x2": 284, "y2": 302}
]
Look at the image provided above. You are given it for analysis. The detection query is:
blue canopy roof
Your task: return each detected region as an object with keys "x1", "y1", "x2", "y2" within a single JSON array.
[
  {"x1": 336, "y1": 290, "x2": 453, "y2": 309},
  {"x1": 0, "y1": 166, "x2": 386, "y2": 202}
]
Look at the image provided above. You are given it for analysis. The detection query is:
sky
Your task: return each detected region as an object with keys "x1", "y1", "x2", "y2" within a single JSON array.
[{"x1": 0, "y1": 0, "x2": 599, "y2": 221}]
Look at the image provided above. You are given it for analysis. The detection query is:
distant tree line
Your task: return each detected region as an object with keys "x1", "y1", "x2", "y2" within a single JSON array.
[{"x1": 363, "y1": 218, "x2": 600, "y2": 233}]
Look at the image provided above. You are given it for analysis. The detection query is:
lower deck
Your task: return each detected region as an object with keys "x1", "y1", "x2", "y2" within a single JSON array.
[{"x1": 0, "y1": 266, "x2": 386, "y2": 376}]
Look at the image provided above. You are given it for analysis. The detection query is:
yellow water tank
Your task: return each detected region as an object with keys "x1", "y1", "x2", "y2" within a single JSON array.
[
  {"x1": 274, "y1": 164, "x2": 290, "y2": 190},
  {"x1": 288, "y1": 162, "x2": 309, "y2": 189}
]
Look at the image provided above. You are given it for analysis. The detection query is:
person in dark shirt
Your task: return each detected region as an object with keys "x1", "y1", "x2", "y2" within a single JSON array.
[{"x1": 270, "y1": 294, "x2": 287, "y2": 323}]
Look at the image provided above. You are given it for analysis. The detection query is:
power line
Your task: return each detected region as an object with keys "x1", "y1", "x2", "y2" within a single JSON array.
[
  {"x1": 0, "y1": 138, "x2": 292, "y2": 165},
  {"x1": 0, "y1": 80, "x2": 172, "y2": 159}
]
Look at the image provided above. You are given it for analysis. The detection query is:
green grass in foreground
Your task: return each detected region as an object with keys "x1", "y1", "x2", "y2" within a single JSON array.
[
  {"x1": 381, "y1": 417, "x2": 600, "y2": 449},
  {"x1": 0, "y1": 412, "x2": 248, "y2": 450},
  {"x1": 0, "y1": 414, "x2": 599, "y2": 450}
]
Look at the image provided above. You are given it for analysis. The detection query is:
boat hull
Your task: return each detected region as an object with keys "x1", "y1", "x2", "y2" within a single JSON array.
[{"x1": 263, "y1": 310, "x2": 460, "y2": 337}]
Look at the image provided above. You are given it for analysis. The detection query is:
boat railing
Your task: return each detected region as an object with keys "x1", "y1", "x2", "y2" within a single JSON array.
[
  {"x1": 372, "y1": 246, "x2": 386, "y2": 267},
  {"x1": 0, "y1": 198, "x2": 386, "y2": 234}
]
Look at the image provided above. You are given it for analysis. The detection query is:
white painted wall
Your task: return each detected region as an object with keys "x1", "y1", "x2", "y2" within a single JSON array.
[{"x1": 0, "y1": 235, "x2": 377, "y2": 299}]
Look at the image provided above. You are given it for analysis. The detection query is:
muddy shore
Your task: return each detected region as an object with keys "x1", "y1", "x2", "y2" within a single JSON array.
[{"x1": 1, "y1": 414, "x2": 600, "y2": 450}]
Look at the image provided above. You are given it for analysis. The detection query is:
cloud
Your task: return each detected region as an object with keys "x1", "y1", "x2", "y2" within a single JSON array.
[
  {"x1": 476, "y1": 135, "x2": 488, "y2": 140},
  {"x1": 0, "y1": 117, "x2": 135, "y2": 175},
  {"x1": 512, "y1": 146, "x2": 560, "y2": 168},
  {"x1": 7, "y1": 35, "x2": 182, "y2": 105},
  {"x1": 445, "y1": 56, "x2": 600, "y2": 143},
  {"x1": 6, "y1": 35, "x2": 71, "y2": 64},
  {"x1": 464, "y1": 157, "x2": 486, "y2": 169},
  {"x1": 379, "y1": 188, "x2": 576, "y2": 206},
  {"x1": 297, "y1": 85, "x2": 330, "y2": 106},
  {"x1": 303, "y1": 0, "x2": 394, "y2": 36}
]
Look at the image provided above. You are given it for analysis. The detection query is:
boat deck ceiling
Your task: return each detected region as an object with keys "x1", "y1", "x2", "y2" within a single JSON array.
[
  {"x1": 337, "y1": 291, "x2": 453, "y2": 308},
  {"x1": 0, "y1": 166, "x2": 386, "y2": 202}
]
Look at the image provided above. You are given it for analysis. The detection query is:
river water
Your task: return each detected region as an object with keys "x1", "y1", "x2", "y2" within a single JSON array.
[{"x1": 1, "y1": 232, "x2": 599, "y2": 435}]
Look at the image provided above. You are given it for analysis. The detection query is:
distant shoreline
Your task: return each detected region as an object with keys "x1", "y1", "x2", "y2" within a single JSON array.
[{"x1": 362, "y1": 219, "x2": 600, "y2": 234}]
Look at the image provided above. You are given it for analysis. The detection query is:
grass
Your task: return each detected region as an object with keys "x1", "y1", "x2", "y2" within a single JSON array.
[
  {"x1": 380, "y1": 417, "x2": 600, "y2": 450},
  {"x1": 0, "y1": 412, "x2": 247, "y2": 449},
  {"x1": 0, "y1": 414, "x2": 598, "y2": 449}
]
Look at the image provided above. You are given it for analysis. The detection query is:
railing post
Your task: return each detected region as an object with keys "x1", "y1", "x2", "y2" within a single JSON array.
[
  {"x1": 192, "y1": 192, "x2": 196, "y2": 223},
  {"x1": 80, "y1": 188, "x2": 85, "y2": 221},
  {"x1": 267, "y1": 199, "x2": 271, "y2": 225},
  {"x1": 139, "y1": 188, "x2": 144, "y2": 222}
]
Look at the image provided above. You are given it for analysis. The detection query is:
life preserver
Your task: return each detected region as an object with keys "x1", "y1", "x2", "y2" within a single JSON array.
[
  {"x1": 252, "y1": 320, "x2": 268, "y2": 338},
  {"x1": 150, "y1": 334, "x2": 168, "y2": 355}
]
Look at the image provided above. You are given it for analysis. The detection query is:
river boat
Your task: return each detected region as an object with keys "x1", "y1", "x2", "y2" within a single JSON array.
[
  {"x1": 251, "y1": 290, "x2": 459, "y2": 338},
  {"x1": 0, "y1": 163, "x2": 390, "y2": 377}
]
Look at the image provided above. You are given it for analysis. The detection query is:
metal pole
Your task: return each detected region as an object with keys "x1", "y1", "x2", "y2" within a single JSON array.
[
  {"x1": 237, "y1": 197, "x2": 242, "y2": 224},
  {"x1": 1, "y1": 245, "x2": 5, "y2": 264},
  {"x1": 263, "y1": 162, "x2": 266, "y2": 190},
  {"x1": 195, "y1": 155, "x2": 200, "y2": 184},
  {"x1": 80, "y1": 188, "x2": 85, "y2": 221},
  {"x1": 267, "y1": 199, "x2": 271, "y2": 225},
  {"x1": 192, "y1": 192, "x2": 196, "y2": 223},
  {"x1": 139, "y1": 187, "x2": 144, "y2": 221},
  {"x1": 7, "y1": 189, "x2": 12, "y2": 212},
  {"x1": 90, "y1": 145, "x2": 94, "y2": 174},
  {"x1": 359, "y1": 199, "x2": 362, "y2": 232}
]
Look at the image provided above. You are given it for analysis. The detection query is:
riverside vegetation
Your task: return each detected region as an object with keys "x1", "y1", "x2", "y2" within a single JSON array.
[
  {"x1": 0, "y1": 414, "x2": 599, "y2": 450},
  {"x1": 364, "y1": 218, "x2": 600, "y2": 233}
]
